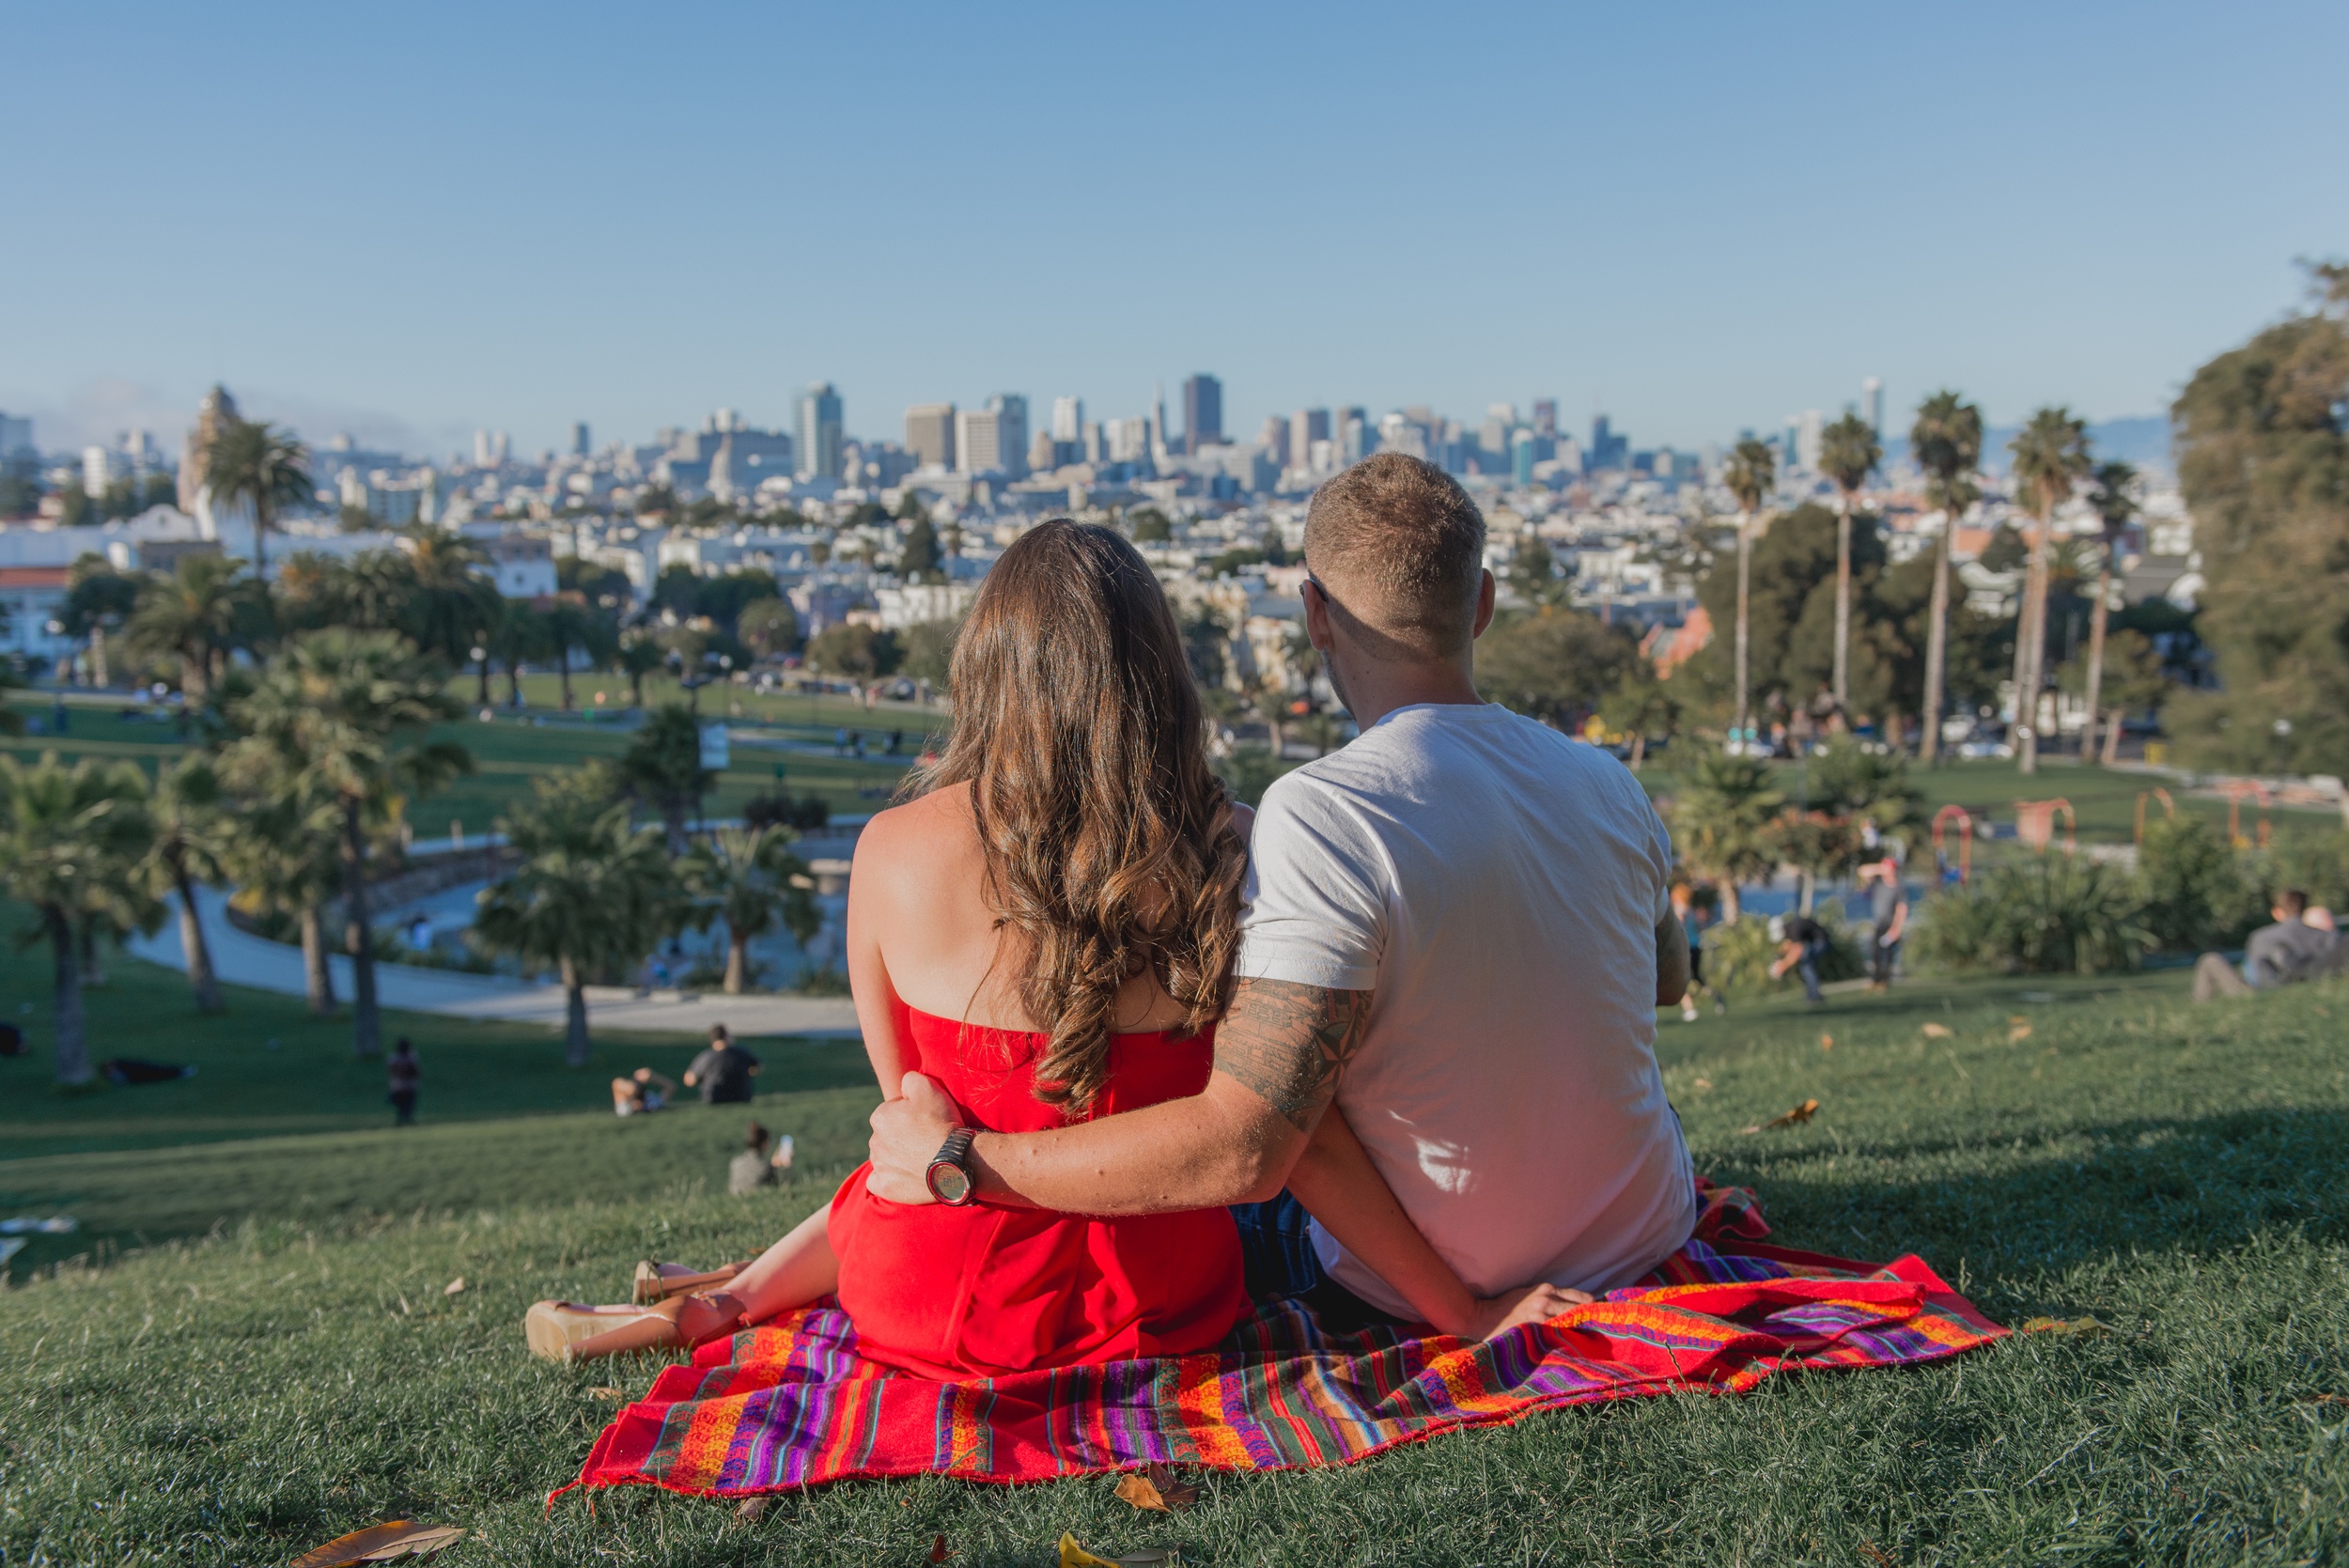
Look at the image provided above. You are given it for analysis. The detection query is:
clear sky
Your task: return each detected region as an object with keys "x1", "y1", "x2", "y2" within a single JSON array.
[{"x1": 7, "y1": 0, "x2": 2345, "y2": 462}]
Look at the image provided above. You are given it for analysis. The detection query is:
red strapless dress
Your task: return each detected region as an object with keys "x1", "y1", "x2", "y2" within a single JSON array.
[{"x1": 827, "y1": 998, "x2": 1247, "y2": 1380}]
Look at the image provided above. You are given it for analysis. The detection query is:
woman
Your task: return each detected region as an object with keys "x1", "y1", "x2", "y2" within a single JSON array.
[{"x1": 528, "y1": 521, "x2": 1543, "y2": 1373}]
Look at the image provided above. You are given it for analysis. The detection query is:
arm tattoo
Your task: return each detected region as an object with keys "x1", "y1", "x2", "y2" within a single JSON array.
[{"x1": 1214, "y1": 978, "x2": 1374, "y2": 1132}]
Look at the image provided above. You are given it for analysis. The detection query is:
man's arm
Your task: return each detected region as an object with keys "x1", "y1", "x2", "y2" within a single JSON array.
[
  {"x1": 864, "y1": 977, "x2": 1371, "y2": 1214},
  {"x1": 1656, "y1": 908, "x2": 1690, "y2": 1006}
]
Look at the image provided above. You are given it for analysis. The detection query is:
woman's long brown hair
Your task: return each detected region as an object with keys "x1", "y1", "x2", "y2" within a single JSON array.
[{"x1": 916, "y1": 519, "x2": 1246, "y2": 1115}]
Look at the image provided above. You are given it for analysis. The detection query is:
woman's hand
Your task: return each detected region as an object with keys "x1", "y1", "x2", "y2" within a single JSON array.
[{"x1": 1445, "y1": 1281, "x2": 1593, "y2": 1342}]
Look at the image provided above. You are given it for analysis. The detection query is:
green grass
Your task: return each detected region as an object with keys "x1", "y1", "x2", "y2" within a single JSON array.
[{"x1": 6, "y1": 959, "x2": 2348, "y2": 1563}]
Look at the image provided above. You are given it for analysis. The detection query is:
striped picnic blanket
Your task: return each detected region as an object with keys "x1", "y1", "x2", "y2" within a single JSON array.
[{"x1": 559, "y1": 1185, "x2": 2003, "y2": 1498}]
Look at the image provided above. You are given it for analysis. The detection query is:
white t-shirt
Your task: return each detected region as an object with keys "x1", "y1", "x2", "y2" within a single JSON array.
[{"x1": 1236, "y1": 702, "x2": 1692, "y2": 1316}]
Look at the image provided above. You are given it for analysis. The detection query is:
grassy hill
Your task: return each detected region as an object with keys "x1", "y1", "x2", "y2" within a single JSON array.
[{"x1": 5, "y1": 962, "x2": 2345, "y2": 1564}]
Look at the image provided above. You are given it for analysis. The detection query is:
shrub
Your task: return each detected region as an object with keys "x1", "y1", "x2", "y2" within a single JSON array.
[
  {"x1": 743, "y1": 790, "x2": 830, "y2": 832},
  {"x1": 2136, "y1": 816, "x2": 2264, "y2": 951},
  {"x1": 2258, "y1": 828, "x2": 2349, "y2": 914},
  {"x1": 1915, "y1": 856, "x2": 2153, "y2": 975}
]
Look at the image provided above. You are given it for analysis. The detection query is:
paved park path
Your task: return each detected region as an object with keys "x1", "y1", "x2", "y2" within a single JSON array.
[{"x1": 128, "y1": 888, "x2": 863, "y2": 1038}]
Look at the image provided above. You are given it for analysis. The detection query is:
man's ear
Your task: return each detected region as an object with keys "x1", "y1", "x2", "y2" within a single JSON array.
[
  {"x1": 1470, "y1": 568, "x2": 1497, "y2": 640},
  {"x1": 1303, "y1": 579, "x2": 1335, "y2": 651}
]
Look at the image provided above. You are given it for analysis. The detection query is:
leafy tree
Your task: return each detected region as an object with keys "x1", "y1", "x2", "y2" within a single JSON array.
[
  {"x1": 1804, "y1": 735, "x2": 1922, "y2": 832},
  {"x1": 896, "y1": 617, "x2": 960, "y2": 688},
  {"x1": 542, "y1": 598, "x2": 614, "y2": 712},
  {"x1": 1598, "y1": 668, "x2": 1681, "y2": 769},
  {"x1": 0, "y1": 753, "x2": 154, "y2": 1083},
  {"x1": 1764, "y1": 811, "x2": 1863, "y2": 914},
  {"x1": 1128, "y1": 506, "x2": 1174, "y2": 543},
  {"x1": 221, "y1": 790, "x2": 344, "y2": 1015},
  {"x1": 1909, "y1": 391, "x2": 1983, "y2": 764},
  {"x1": 201, "y1": 417, "x2": 311, "y2": 584},
  {"x1": 124, "y1": 554, "x2": 257, "y2": 703},
  {"x1": 1475, "y1": 607, "x2": 1639, "y2": 730},
  {"x1": 1665, "y1": 753, "x2": 1784, "y2": 920},
  {"x1": 894, "y1": 489, "x2": 928, "y2": 522},
  {"x1": 619, "y1": 704, "x2": 715, "y2": 855},
  {"x1": 475, "y1": 778, "x2": 679, "y2": 1065},
  {"x1": 2007, "y1": 407, "x2": 2092, "y2": 774},
  {"x1": 1978, "y1": 523, "x2": 2030, "y2": 572},
  {"x1": 695, "y1": 568, "x2": 782, "y2": 634},
  {"x1": 227, "y1": 631, "x2": 471, "y2": 1057},
  {"x1": 806, "y1": 622, "x2": 900, "y2": 684},
  {"x1": 651, "y1": 563, "x2": 706, "y2": 619},
  {"x1": 616, "y1": 630, "x2": 665, "y2": 708},
  {"x1": 898, "y1": 516, "x2": 944, "y2": 582},
  {"x1": 62, "y1": 554, "x2": 140, "y2": 687},
  {"x1": 2165, "y1": 265, "x2": 2349, "y2": 776},
  {"x1": 557, "y1": 555, "x2": 633, "y2": 606},
  {"x1": 1817, "y1": 412, "x2": 1883, "y2": 710},
  {"x1": 1720, "y1": 437, "x2": 1776, "y2": 743},
  {"x1": 632, "y1": 483, "x2": 677, "y2": 518},
  {"x1": 739, "y1": 598, "x2": 801, "y2": 660},
  {"x1": 680, "y1": 824, "x2": 806, "y2": 994},
  {"x1": 56, "y1": 482, "x2": 94, "y2": 529},
  {"x1": 1178, "y1": 603, "x2": 1230, "y2": 690},
  {"x1": 1507, "y1": 534, "x2": 1566, "y2": 607},
  {"x1": 0, "y1": 472, "x2": 40, "y2": 520},
  {"x1": 138, "y1": 756, "x2": 236, "y2": 1013}
]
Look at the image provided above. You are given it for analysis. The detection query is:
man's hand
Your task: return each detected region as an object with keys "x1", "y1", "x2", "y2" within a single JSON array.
[
  {"x1": 1449, "y1": 1281, "x2": 1595, "y2": 1341},
  {"x1": 865, "y1": 1072, "x2": 959, "y2": 1204}
]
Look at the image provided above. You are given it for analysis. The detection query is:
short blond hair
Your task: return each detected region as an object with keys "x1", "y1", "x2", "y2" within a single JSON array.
[{"x1": 1303, "y1": 454, "x2": 1486, "y2": 657}]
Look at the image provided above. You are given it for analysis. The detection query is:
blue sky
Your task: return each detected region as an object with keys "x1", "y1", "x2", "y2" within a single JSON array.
[{"x1": 7, "y1": 1, "x2": 2344, "y2": 461}]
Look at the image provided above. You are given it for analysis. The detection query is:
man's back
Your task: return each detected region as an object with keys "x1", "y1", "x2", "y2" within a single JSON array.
[
  {"x1": 1238, "y1": 702, "x2": 1690, "y2": 1313},
  {"x1": 2246, "y1": 918, "x2": 2337, "y2": 988},
  {"x1": 690, "y1": 1044, "x2": 759, "y2": 1103}
]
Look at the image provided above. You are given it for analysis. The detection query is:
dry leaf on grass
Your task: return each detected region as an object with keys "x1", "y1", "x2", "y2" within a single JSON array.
[
  {"x1": 290, "y1": 1520, "x2": 466, "y2": 1567},
  {"x1": 586, "y1": 1387, "x2": 627, "y2": 1402},
  {"x1": 2008, "y1": 1024, "x2": 2033, "y2": 1043},
  {"x1": 2021, "y1": 1316, "x2": 2110, "y2": 1336},
  {"x1": 731, "y1": 1497, "x2": 769, "y2": 1527},
  {"x1": 927, "y1": 1532, "x2": 953, "y2": 1561},
  {"x1": 2009, "y1": 1014, "x2": 2030, "y2": 1025},
  {"x1": 1741, "y1": 1098, "x2": 1819, "y2": 1134},
  {"x1": 1112, "y1": 1463, "x2": 1198, "y2": 1514},
  {"x1": 1859, "y1": 1540, "x2": 1896, "y2": 1567},
  {"x1": 1820, "y1": 1033, "x2": 1834, "y2": 1052},
  {"x1": 1058, "y1": 1537, "x2": 1169, "y2": 1568},
  {"x1": 2303, "y1": 1392, "x2": 2349, "y2": 1406},
  {"x1": 1692, "y1": 1078, "x2": 1713, "y2": 1091},
  {"x1": 443, "y1": 1278, "x2": 465, "y2": 1296},
  {"x1": 1921, "y1": 1023, "x2": 1953, "y2": 1039}
]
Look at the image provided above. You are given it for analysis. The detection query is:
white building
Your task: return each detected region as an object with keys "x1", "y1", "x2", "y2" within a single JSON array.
[{"x1": 484, "y1": 533, "x2": 557, "y2": 598}]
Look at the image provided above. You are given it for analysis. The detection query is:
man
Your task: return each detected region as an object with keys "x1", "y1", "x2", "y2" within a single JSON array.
[
  {"x1": 684, "y1": 1024, "x2": 760, "y2": 1104},
  {"x1": 386, "y1": 1037, "x2": 420, "y2": 1126},
  {"x1": 1767, "y1": 911, "x2": 1830, "y2": 1004},
  {"x1": 868, "y1": 453, "x2": 1692, "y2": 1332},
  {"x1": 2193, "y1": 890, "x2": 2342, "y2": 1001},
  {"x1": 1859, "y1": 855, "x2": 1907, "y2": 991}
]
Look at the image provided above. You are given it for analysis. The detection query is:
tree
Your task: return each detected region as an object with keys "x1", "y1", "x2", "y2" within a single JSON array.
[
  {"x1": 202, "y1": 418, "x2": 311, "y2": 585},
  {"x1": 898, "y1": 516, "x2": 944, "y2": 582},
  {"x1": 138, "y1": 756, "x2": 237, "y2": 1013},
  {"x1": 1817, "y1": 412, "x2": 1883, "y2": 712},
  {"x1": 894, "y1": 489, "x2": 928, "y2": 522},
  {"x1": 329, "y1": 548, "x2": 422, "y2": 631},
  {"x1": 805, "y1": 622, "x2": 899, "y2": 684},
  {"x1": 61, "y1": 554, "x2": 140, "y2": 688},
  {"x1": 1909, "y1": 391, "x2": 1984, "y2": 765},
  {"x1": 400, "y1": 528, "x2": 500, "y2": 672},
  {"x1": 228, "y1": 631, "x2": 471, "y2": 1057},
  {"x1": 2007, "y1": 408, "x2": 2092, "y2": 774},
  {"x1": 1805, "y1": 735, "x2": 1923, "y2": 833},
  {"x1": 1666, "y1": 753, "x2": 1784, "y2": 921},
  {"x1": 1178, "y1": 604, "x2": 1230, "y2": 690},
  {"x1": 1128, "y1": 506, "x2": 1174, "y2": 543},
  {"x1": 1507, "y1": 534, "x2": 1565, "y2": 607},
  {"x1": 2165, "y1": 263, "x2": 2349, "y2": 776},
  {"x1": 739, "y1": 598, "x2": 801, "y2": 661},
  {"x1": 490, "y1": 599, "x2": 550, "y2": 707},
  {"x1": 680, "y1": 824, "x2": 806, "y2": 994},
  {"x1": 542, "y1": 598, "x2": 614, "y2": 712},
  {"x1": 620, "y1": 704, "x2": 715, "y2": 855},
  {"x1": 1598, "y1": 668, "x2": 1681, "y2": 769},
  {"x1": 897, "y1": 616, "x2": 960, "y2": 688},
  {"x1": 2076, "y1": 460, "x2": 2139, "y2": 762},
  {"x1": 0, "y1": 753, "x2": 153, "y2": 1083},
  {"x1": 474, "y1": 782, "x2": 679, "y2": 1065},
  {"x1": 617, "y1": 630, "x2": 665, "y2": 708},
  {"x1": 222, "y1": 791, "x2": 344, "y2": 1016},
  {"x1": 1720, "y1": 438, "x2": 1776, "y2": 746},
  {"x1": 123, "y1": 554, "x2": 258, "y2": 703},
  {"x1": 1475, "y1": 608, "x2": 1639, "y2": 730}
]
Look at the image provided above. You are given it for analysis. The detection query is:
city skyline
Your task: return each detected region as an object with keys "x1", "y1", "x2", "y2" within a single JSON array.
[{"x1": 6, "y1": 2, "x2": 2345, "y2": 458}]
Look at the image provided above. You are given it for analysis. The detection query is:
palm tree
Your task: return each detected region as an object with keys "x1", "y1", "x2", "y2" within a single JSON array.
[
  {"x1": 2080, "y1": 460, "x2": 2139, "y2": 764},
  {"x1": 475, "y1": 786, "x2": 679, "y2": 1065},
  {"x1": 202, "y1": 418, "x2": 311, "y2": 585},
  {"x1": 620, "y1": 703, "x2": 716, "y2": 855},
  {"x1": 617, "y1": 631, "x2": 665, "y2": 710},
  {"x1": 400, "y1": 529, "x2": 502, "y2": 684},
  {"x1": 680, "y1": 824, "x2": 804, "y2": 993},
  {"x1": 139, "y1": 756, "x2": 237, "y2": 1013},
  {"x1": 1908, "y1": 392, "x2": 1984, "y2": 767},
  {"x1": 1666, "y1": 753, "x2": 1785, "y2": 923},
  {"x1": 490, "y1": 599, "x2": 550, "y2": 708},
  {"x1": 222, "y1": 793, "x2": 344, "y2": 1016},
  {"x1": 329, "y1": 548, "x2": 422, "y2": 630},
  {"x1": 1816, "y1": 412, "x2": 1883, "y2": 715},
  {"x1": 1720, "y1": 438, "x2": 1776, "y2": 749},
  {"x1": 542, "y1": 598, "x2": 614, "y2": 713},
  {"x1": 62, "y1": 556, "x2": 140, "y2": 689},
  {"x1": 0, "y1": 753, "x2": 153, "y2": 1083},
  {"x1": 123, "y1": 554, "x2": 257, "y2": 703},
  {"x1": 227, "y1": 630, "x2": 471, "y2": 1057},
  {"x1": 2007, "y1": 409, "x2": 2092, "y2": 775}
]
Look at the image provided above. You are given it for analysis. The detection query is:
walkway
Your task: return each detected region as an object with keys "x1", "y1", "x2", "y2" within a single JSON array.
[{"x1": 126, "y1": 888, "x2": 863, "y2": 1038}]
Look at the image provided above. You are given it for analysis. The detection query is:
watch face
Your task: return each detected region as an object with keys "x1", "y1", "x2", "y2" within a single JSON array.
[{"x1": 928, "y1": 1161, "x2": 972, "y2": 1204}]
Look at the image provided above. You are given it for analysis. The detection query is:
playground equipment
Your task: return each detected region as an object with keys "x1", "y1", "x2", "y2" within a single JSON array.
[
  {"x1": 1931, "y1": 803, "x2": 1974, "y2": 882},
  {"x1": 2015, "y1": 798, "x2": 2077, "y2": 854},
  {"x1": 2134, "y1": 787, "x2": 2176, "y2": 843},
  {"x1": 2224, "y1": 781, "x2": 2273, "y2": 849}
]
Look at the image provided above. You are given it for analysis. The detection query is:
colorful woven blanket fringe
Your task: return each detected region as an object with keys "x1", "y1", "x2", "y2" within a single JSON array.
[{"x1": 560, "y1": 1184, "x2": 2004, "y2": 1499}]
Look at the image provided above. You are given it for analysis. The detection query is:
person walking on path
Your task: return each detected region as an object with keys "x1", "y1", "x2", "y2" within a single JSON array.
[{"x1": 387, "y1": 1037, "x2": 420, "y2": 1126}]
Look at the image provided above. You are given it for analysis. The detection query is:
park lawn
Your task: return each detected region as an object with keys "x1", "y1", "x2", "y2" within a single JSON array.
[
  {"x1": 489, "y1": 669, "x2": 947, "y2": 740},
  {"x1": 5, "y1": 968, "x2": 2347, "y2": 1564}
]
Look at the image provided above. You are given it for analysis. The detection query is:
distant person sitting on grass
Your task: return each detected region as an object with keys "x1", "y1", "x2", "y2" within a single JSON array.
[
  {"x1": 612, "y1": 1067, "x2": 677, "y2": 1116},
  {"x1": 684, "y1": 1024, "x2": 759, "y2": 1104},
  {"x1": 729, "y1": 1122, "x2": 785, "y2": 1194},
  {"x1": 2192, "y1": 890, "x2": 2343, "y2": 1001},
  {"x1": 387, "y1": 1037, "x2": 420, "y2": 1126},
  {"x1": 1768, "y1": 912, "x2": 1831, "y2": 1004}
]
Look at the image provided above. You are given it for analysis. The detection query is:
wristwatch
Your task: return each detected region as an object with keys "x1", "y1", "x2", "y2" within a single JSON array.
[{"x1": 924, "y1": 1127, "x2": 979, "y2": 1206}]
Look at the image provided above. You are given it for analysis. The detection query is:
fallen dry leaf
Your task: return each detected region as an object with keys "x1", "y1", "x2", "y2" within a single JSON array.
[
  {"x1": 2021, "y1": 1316, "x2": 2110, "y2": 1337},
  {"x1": 1742, "y1": 1098, "x2": 1820, "y2": 1134},
  {"x1": 1058, "y1": 1532, "x2": 1170, "y2": 1566},
  {"x1": 1820, "y1": 1033, "x2": 1834, "y2": 1052},
  {"x1": 1921, "y1": 1023, "x2": 1953, "y2": 1039},
  {"x1": 2009, "y1": 1015, "x2": 2030, "y2": 1025},
  {"x1": 2008, "y1": 1024, "x2": 2033, "y2": 1043},
  {"x1": 1114, "y1": 1474, "x2": 1168, "y2": 1514},
  {"x1": 586, "y1": 1387, "x2": 626, "y2": 1402},
  {"x1": 1692, "y1": 1077, "x2": 1713, "y2": 1091},
  {"x1": 290, "y1": 1520, "x2": 466, "y2": 1567},
  {"x1": 1859, "y1": 1540, "x2": 1896, "y2": 1567},
  {"x1": 732, "y1": 1497, "x2": 769, "y2": 1527},
  {"x1": 928, "y1": 1532, "x2": 952, "y2": 1561},
  {"x1": 2302, "y1": 1392, "x2": 2349, "y2": 1406},
  {"x1": 1114, "y1": 1463, "x2": 1198, "y2": 1513},
  {"x1": 443, "y1": 1278, "x2": 465, "y2": 1296}
]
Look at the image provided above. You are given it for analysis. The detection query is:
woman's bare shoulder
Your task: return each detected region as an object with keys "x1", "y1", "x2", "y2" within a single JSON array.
[{"x1": 853, "y1": 783, "x2": 979, "y2": 877}]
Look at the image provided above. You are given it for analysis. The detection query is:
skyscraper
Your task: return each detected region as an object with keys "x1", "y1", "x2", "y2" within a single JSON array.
[
  {"x1": 1863, "y1": 378, "x2": 1884, "y2": 439},
  {"x1": 1259, "y1": 414, "x2": 1289, "y2": 467},
  {"x1": 990, "y1": 394, "x2": 1028, "y2": 479},
  {"x1": 1181, "y1": 374, "x2": 1222, "y2": 454},
  {"x1": 797, "y1": 382, "x2": 845, "y2": 481},
  {"x1": 1051, "y1": 396, "x2": 1084, "y2": 442},
  {"x1": 571, "y1": 421, "x2": 591, "y2": 458},
  {"x1": 955, "y1": 395, "x2": 1029, "y2": 478},
  {"x1": 1531, "y1": 399, "x2": 1558, "y2": 440},
  {"x1": 1289, "y1": 408, "x2": 1330, "y2": 473},
  {"x1": 905, "y1": 403, "x2": 956, "y2": 470}
]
